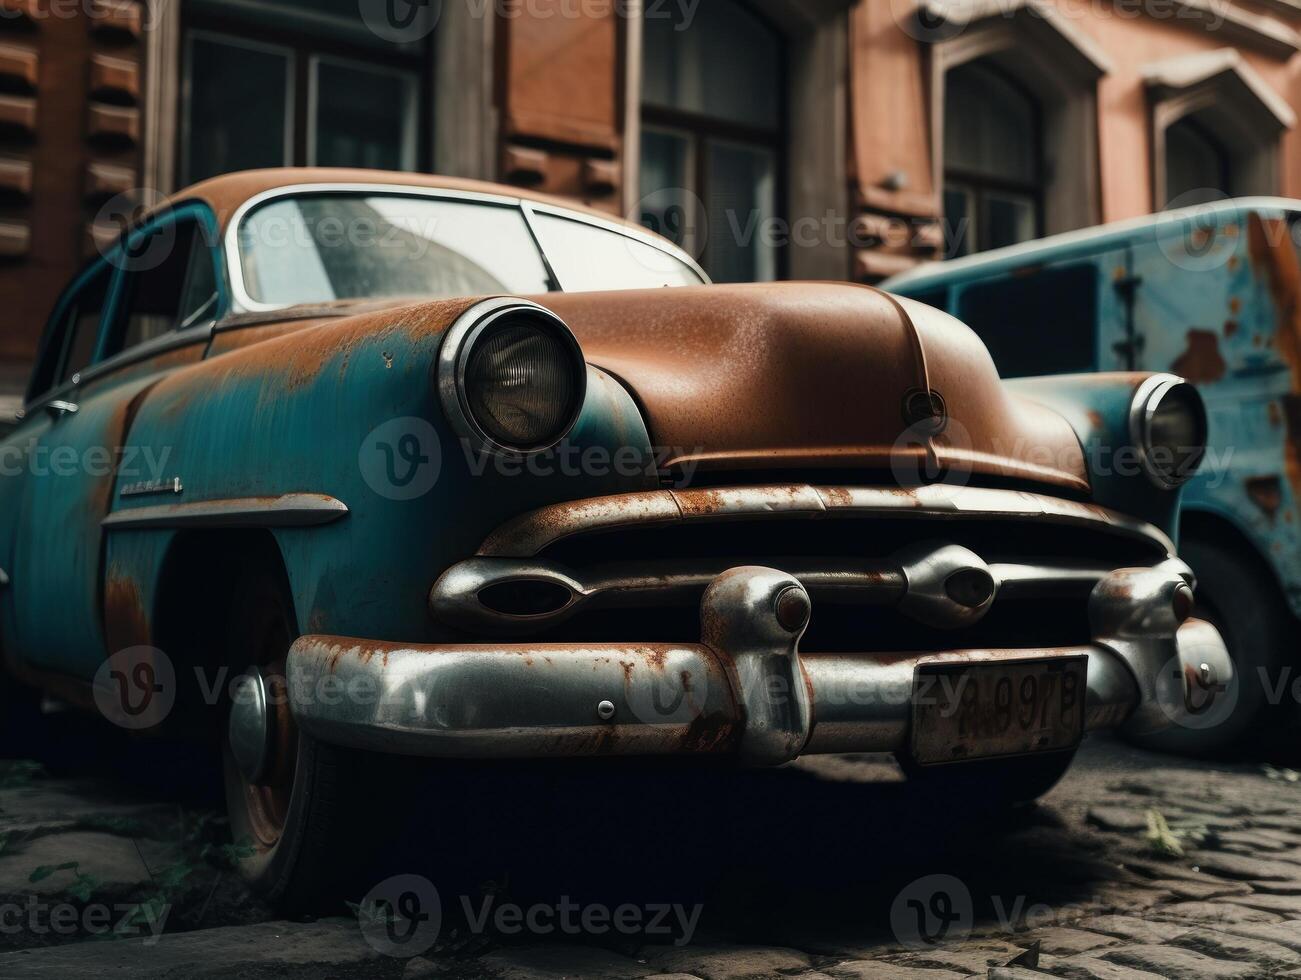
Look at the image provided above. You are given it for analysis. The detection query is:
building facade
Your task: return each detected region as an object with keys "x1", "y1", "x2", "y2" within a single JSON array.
[{"x1": 0, "y1": 0, "x2": 1298, "y2": 408}]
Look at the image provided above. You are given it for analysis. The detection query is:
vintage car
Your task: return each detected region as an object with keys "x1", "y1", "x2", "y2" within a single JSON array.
[
  {"x1": 885, "y1": 199, "x2": 1301, "y2": 755},
  {"x1": 0, "y1": 169, "x2": 1230, "y2": 910}
]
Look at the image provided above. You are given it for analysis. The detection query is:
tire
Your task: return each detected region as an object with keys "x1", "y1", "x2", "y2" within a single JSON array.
[
  {"x1": 1128, "y1": 537, "x2": 1290, "y2": 758},
  {"x1": 898, "y1": 749, "x2": 1077, "y2": 811},
  {"x1": 221, "y1": 564, "x2": 395, "y2": 915}
]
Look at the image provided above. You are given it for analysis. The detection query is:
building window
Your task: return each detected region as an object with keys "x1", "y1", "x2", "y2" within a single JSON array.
[
  {"x1": 943, "y1": 62, "x2": 1043, "y2": 257},
  {"x1": 180, "y1": 0, "x2": 429, "y2": 185},
  {"x1": 1164, "y1": 116, "x2": 1230, "y2": 206},
  {"x1": 639, "y1": 0, "x2": 784, "y2": 283},
  {"x1": 1145, "y1": 51, "x2": 1293, "y2": 210}
]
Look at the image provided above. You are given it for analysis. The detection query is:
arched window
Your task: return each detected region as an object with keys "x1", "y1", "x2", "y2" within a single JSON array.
[
  {"x1": 639, "y1": 0, "x2": 784, "y2": 283},
  {"x1": 1164, "y1": 116, "x2": 1230, "y2": 206},
  {"x1": 942, "y1": 62, "x2": 1043, "y2": 257},
  {"x1": 1146, "y1": 50, "x2": 1293, "y2": 209}
]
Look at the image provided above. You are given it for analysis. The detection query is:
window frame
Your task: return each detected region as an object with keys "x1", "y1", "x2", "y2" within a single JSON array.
[
  {"x1": 305, "y1": 52, "x2": 420, "y2": 171},
  {"x1": 638, "y1": 0, "x2": 788, "y2": 281},
  {"x1": 178, "y1": 4, "x2": 433, "y2": 186},
  {"x1": 25, "y1": 260, "x2": 117, "y2": 407},
  {"x1": 24, "y1": 203, "x2": 227, "y2": 411},
  {"x1": 223, "y1": 184, "x2": 708, "y2": 314},
  {"x1": 942, "y1": 61, "x2": 1046, "y2": 257},
  {"x1": 98, "y1": 203, "x2": 228, "y2": 364}
]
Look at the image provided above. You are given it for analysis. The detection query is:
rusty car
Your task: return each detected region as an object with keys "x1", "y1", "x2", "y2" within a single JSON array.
[
  {"x1": 886, "y1": 199, "x2": 1301, "y2": 755},
  {"x1": 0, "y1": 169, "x2": 1232, "y2": 909}
]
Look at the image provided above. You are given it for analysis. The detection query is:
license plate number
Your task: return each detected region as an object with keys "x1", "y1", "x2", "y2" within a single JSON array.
[{"x1": 910, "y1": 656, "x2": 1087, "y2": 766}]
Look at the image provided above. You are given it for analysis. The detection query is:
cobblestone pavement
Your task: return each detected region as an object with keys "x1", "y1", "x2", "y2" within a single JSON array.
[{"x1": 0, "y1": 736, "x2": 1299, "y2": 978}]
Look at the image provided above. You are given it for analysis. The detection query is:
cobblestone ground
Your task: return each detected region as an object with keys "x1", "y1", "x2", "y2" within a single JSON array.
[{"x1": 0, "y1": 736, "x2": 1299, "y2": 979}]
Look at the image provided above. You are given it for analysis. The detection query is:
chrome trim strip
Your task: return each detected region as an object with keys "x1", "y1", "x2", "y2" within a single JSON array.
[
  {"x1": 431, "y1": 549, "x2": 1125, "y2": 636},
  {"x1": 290, "y1": 565, "x2": 1229, "y2": 761},
  {"x1": 477, "y1": 485, "x2": 1176, "y2": 559},
  {"x1": 431, "y1": 555, "x2": 907, "y2": 635},
  {"x1": 119, "y1": 477, "x2": 184, "y2": 498},
  {"x1": 0, "y1": 567, "x2": 9, "y2": 588},
  {"x1": 223, "y1": 182, "x2": 708, "y2": 314},
  {"x1": 101, "y1": 493, "x2": 349, "y2": 530}
]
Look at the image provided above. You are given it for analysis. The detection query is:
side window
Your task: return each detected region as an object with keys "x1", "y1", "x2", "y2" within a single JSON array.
[
  {"x1": 531, "y1": 212, "x2": 704, "y2": 292},
  {"x1": 111, "y1": 220, "x2": 219, "y2": 356},
  {"x1": 956, "y1": 264, "x2": 1099, "y2": 378},
  {"x1": 54, "y1": 265, "x2": 112, "y2": 387}
]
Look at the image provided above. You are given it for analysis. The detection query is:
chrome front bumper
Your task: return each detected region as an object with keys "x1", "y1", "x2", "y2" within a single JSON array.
[{"x1": 285, "y1": 564, "x2": 1232, "y2": 766}]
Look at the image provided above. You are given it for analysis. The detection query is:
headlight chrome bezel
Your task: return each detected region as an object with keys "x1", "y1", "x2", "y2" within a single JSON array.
[
  {"x1": 438, "y1": 298, "x2": 587, "y2": 458},
  {"x1": 1129, "y1": 373, "x2": 1208, "y2": 490}
]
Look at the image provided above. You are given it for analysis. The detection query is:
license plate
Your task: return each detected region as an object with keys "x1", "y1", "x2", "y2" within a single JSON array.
[{"x1": 909, "y1": 656, "x2": 1087, "y2": 766}]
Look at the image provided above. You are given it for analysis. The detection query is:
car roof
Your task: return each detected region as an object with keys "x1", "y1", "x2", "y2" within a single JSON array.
[
  {"x1": 168, "y1": 167, "x2": 648, "y2": 235},
  {"x1": 884, "y1": 197, "x2": 1301, "y2": 292}
]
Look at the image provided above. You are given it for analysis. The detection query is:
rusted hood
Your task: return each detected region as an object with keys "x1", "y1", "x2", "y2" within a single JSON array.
[{"x1": 537, "y1": 282, "x2": 1089, "y2": 494}]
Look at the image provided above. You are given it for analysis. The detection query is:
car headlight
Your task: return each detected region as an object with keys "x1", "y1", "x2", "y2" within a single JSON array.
[
  {"x1": 438, "y1": 299, "x2": 587, "y2": 456},
  {"x1": 1130, "y1": 374, "x2": 1207, "y2": 489}
]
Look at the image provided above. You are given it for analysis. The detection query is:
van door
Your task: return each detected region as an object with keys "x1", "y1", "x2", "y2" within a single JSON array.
[{"x1": 1131, "y1": 213, "x2": 1247, "y2": 383}]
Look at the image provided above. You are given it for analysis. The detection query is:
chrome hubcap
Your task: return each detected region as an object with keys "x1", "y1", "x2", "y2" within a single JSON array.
[{"x1": 229, "y1": 667, "x2": 272, "y2": 784}]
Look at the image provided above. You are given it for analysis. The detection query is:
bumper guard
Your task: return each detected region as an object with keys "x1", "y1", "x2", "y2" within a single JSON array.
[{"x1": 282, "y1": 564, "x2": 1232, "y2": 766}]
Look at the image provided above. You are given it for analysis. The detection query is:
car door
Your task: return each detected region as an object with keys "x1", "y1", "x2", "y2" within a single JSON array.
[{"x1": 9, "y1": 207, "x2": 224, "y2": 681}]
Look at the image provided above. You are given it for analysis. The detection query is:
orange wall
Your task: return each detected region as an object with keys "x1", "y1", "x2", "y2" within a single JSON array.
[{"x1": 1062, "y1": 0, "x2": 1301, "y2": 221}]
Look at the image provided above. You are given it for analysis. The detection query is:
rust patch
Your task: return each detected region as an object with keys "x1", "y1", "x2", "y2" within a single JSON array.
[
  {"x1": 1229, "y1": 296, "x2": 1243, "y2": 316},
  {"x1": 1224, "y1": 320, "x2": 1239, "y2": 337},
  {"x1": 1246, "y1": 476, "x2": 1284, "y2": 520},
  {"x1": 681, "y1": 709, "x2": 736, "y2": 753},
  {"x1": 1086, "y1": 410, "x2": 1105, "y2": 430},
  {"x1": 820, "y1": 486, "x2": 854, "y2": 508},
  {"x1": 1171, "y1": 329, "x2": 1227, "y2": 384},
  {"x1": 1269, "y1": 401, "x2": 1284, "y2": 428},
  {"x1": 1248, "y1": 214, "x2": 1301, "y2": 501},
  {"x1": 103, "y1": 570, "x2": 150, "y2": 652}
]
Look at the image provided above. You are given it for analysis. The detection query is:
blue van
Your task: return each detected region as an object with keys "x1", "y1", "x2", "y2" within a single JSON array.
[{"x1": 886, "y1": 199, "x2": 1301, "y2": 754}]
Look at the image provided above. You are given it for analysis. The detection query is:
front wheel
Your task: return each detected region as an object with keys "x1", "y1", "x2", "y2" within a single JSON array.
[
  {"x1": 1128, "y1": 537, "x2": 1290, "y2": 758},
  {"x1": 221, "y1": 565, "x2": 393, "y2": 914}
]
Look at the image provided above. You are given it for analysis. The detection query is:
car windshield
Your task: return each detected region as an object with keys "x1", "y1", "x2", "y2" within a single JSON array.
[{"x1": 236, "y1": 192, "x2": 703, "y2": 306}]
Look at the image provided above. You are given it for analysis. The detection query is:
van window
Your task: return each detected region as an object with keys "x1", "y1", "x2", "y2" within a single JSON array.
[{"x1": 956, "y1": 264, "x2": 1098, "y2": 378}]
